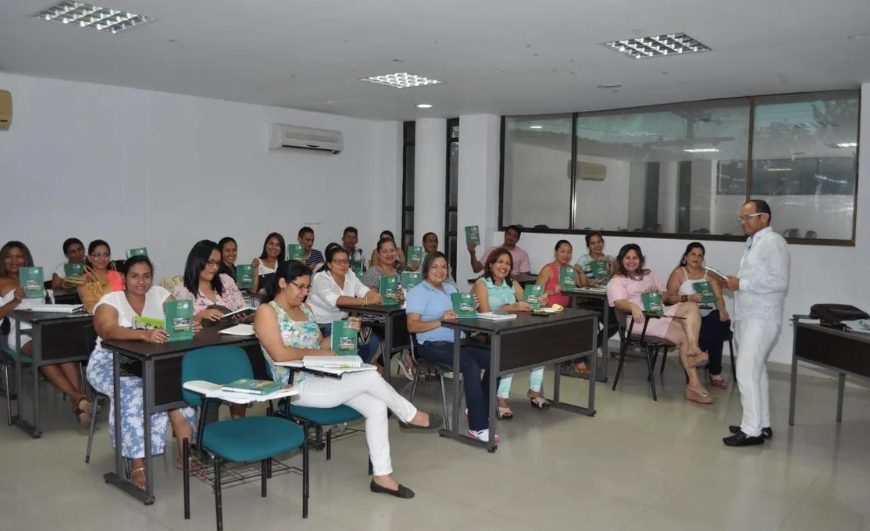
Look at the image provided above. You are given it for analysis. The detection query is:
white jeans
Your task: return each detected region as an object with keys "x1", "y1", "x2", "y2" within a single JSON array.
[
  {"x1": 734, "y1": 319, "x2": 780, "y2": 437},
  {"x1": 294, "y1": 371, "x2": 417, "y2": 476}
]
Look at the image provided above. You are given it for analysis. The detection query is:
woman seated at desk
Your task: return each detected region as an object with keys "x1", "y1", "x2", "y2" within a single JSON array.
[
  {"x1": 256, "y1": 260, "x2": 441, "y2": 499},
  {"x1": 77, "y1": 239, "x2": 124, "y2": 314},
  {"x1": 86, "y1": 255, "x2": 197, "y2": 489},
  {"x1": 535, "y1": 240, "x2": 591, "y2": 377},
  {"x1": 173, "y1": 240, "x2": 250, "y2": 418},
  {"x1": 406, "y1": 252, "x2": 496, "y2": 443},
  {"x1": 1, "y1": 240, "x2": 93, "y2": 425},
  {"x1": 251, "y1": 232, "x2": 285, "y2": 296},
  {"x1": 368, "y1": 230, "x2": 407, "y2": 270},
  {"x1": 575, "y1": 231, "x2": 614, "y2": 286},
  {"x1": 50, "y1": 237, "x2": 85, "y2": 289},
  {"x1": 308, "y1": 244, "x2": 382, "y2": 363},
  {"x1": 217, "y1": 236, "x2": 238, "y2": 279},
  {"x1": 472, "y1": 247, "x2": 545, "y2": 419},
  {"x1": 666, "y1": 242, "x2": 731, "y2": 389},
  {"x1": 607, "y1": 243, "x2": 712, "y2": 404}
]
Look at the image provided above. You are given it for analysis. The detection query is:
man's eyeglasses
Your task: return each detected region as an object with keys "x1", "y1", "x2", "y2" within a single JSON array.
[{"x1": 737, "y1": 213, "x2": 764, "y2": 222}]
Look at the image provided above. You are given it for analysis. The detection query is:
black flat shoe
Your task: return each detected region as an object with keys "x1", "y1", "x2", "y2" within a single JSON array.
[
  {"x1": 370, "y1": 480, "x2": 415, "y2": 499},
  {"x1": 399, "y1": 412, "x2": 443, "y2": 431},
  {"x1": 728, "y1": 425, "x2": 772, "y2": 439},
  {"x1": 723, "y1": 431, "x2": 765, "y2": 447}
]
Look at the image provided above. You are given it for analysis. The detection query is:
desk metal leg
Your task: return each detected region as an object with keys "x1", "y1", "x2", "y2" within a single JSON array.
[
  {"x1": 599, "y1": 297, "x2": 609, "y2": 383},
  {"x1": 143, "y1": 359, "x2": 155, "y2": 501},
  {"x1": 550, "y1": 317, "x2": 598, "y2": 417},
  {"x1": 836, "y1": 373, "x2": 846, "y2": 423},
  {"x1": 104, "y1": 351, "x2": 154, "y2": 504},
  {"x1": 31, "y1": 324, "x2": 42, "y2": 437},
  {"x1": 12, "y1": 321, "x2": 41, "y2": 437},
  {"x1": 12, "y1": 320, "x2": 23, "y2": 426},
  {"x1": 788, "y1": 354, "x2": 798, "y2": 426},
  {"x1": 486, "y1": 335, "x2": 500, "y2": 453}
]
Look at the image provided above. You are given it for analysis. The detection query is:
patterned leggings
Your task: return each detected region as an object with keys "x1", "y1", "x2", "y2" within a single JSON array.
[{"x1": 86, "y1": 348, "x2": 196, "y2": 459}]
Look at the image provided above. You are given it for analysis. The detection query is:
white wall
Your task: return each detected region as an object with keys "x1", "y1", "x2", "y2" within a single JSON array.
[
  {"x1": 457, "y1": 82, "x2": 870, "y2": 366},
  {"x1": 0, "y1": 73, "x2": 402, "y2": 277}
]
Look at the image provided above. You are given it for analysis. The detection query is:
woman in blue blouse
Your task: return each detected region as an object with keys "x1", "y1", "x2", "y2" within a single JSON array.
[
  {"x1": 471, "y1": 247, "x2": 547, "y2": 420},
  {"x1": 406, "y1": 252, "x2": 496, "y2": 443}
]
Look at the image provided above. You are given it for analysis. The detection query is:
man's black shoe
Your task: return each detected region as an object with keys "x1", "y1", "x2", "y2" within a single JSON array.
[
  {"x1": 728, "y1": 425, "x2": 772, "y2": 439},
  {"x1": 723, "y1": 431, "x2": 765, "y2": 447}
]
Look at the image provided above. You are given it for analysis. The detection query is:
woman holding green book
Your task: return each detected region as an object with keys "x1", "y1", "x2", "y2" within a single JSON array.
[
  {"x1": 666, "y1": 242, "x2": 731, "y2": 389},
  {"x1": 472, "y1": 247, "x2": 544, "y2": 418},
  {"x1": 76, "y1": 239, "x2": 124, "y2": 314},
  {"x1": 607, "y1": 244, "x2": 713, "y2": 404},
  {"x1": 256, "y1": 260, "x2": 441, "y2": 499},
  {"x1": 217, "y1": 236, "x2": 238, "y2": 279},
  {"x1": 1, "y1": 240, "x2": 94, "y2": 425},
  {"x1": 250, "y1": 232, "x2": 285, "y2": 296},
  {"x1": 575, "y1": 232, "x2": 615, "y2": 285},
  {"x1": 50, "y1": 237, "x2": 85, "y2": 289},
  {"x1": 86, "y1": 255, "x2": 198, "y2": 489},
  {"x1": 367, "y1": 230, "x2": 407, "y2": 270},
  {"x1": 535, "y1": 240, "x2": 591, "y2": 377}
]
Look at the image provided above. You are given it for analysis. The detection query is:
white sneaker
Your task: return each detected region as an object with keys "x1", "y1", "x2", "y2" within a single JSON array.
[{"x1": 468, "y1": 429, "x2": 501, "y2": 443}]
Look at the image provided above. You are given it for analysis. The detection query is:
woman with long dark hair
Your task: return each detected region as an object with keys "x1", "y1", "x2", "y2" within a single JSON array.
[{"x1": 250, "y1": 232, "x2": 285, "y2": 295}]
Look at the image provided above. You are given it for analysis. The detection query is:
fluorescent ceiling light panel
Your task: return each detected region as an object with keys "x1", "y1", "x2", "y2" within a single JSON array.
[
  {"x1": 360, "y1": 73, "x2": 442, "y2": 89},
  {"x1": 416, "y1": 103, "x2": 433, "y2": 109},
  {"x1": 35, "y1": 1, "x2": 152, "y2": 34},
  {"x1": 603, "y1": 32, "x2": 711, "y2": 59},
  {"x1": 835, "y1": 142, "x2": 858, "y2": 148},
  {"x1": 683, "y1": 148, "x2": 720, "y2": 153},
  {"x1": 529, "y1": 125, "x2": 543, "y2": 129}
]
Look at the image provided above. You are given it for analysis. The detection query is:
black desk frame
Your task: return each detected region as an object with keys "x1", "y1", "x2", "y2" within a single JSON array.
[{"x1": 439, "y1": 308, "x2": 598, "y2": 452}]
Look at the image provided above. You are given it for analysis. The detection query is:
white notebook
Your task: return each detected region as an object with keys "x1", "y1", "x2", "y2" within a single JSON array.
[
  {"x1": 218, "y1": 324, "x2": 255, "y2": 336},
  {"x1": 303, "y1": 355, "x2": 363, "y2": 368},
  {"x1": 182, "y1": 380, "x2": 298, "y2": 404},
  {"x1": 29, "y1": 304, "x2": 84, "y2": 314},
  {"x1": 477, "y1": 311, "x2": 517, "y2": 321}
]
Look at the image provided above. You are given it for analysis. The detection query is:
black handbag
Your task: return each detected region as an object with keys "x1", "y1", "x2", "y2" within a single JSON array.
[{"x1": 809, "y1": 304, "x2": 869, "y2": 329}]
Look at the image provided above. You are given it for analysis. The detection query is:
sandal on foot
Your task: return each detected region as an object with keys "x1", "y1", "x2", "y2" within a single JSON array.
[
  {"x1": 130, "y1": 467, "x2": 146, "y2": 490},
  {"x1": 528, "y1": 395, "x2": 551, "y2": 409},
  {"x1": 177, "y1": 456, "x2": 204, "y2": 474},
  {"x1": 497, "y1": 405, "x2": 514, "y2": 420},
  {"x1": 685, "y1": 386, "x2": 714, "y2": 404},
  {"x1": 709, "y1": 376, "x2": 728, "y2": 389},
  {"x1": 74, "y1": 408, "x2": 92, "y2": 426},
  {"x1": 76, "y1": 397, "x2": 93, "y2": 414},
  {"x1": 688, "y1": 352, "x2": 709, "y2": 368}
]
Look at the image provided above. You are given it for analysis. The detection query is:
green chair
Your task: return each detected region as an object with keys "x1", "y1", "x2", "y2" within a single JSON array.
[{"x1": 181, "y1": 346, "x2": 308, "y2": 531}]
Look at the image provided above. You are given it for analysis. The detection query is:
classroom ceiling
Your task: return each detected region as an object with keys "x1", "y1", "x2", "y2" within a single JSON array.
[{"x1": 1, "y1": 0, "x2": 869, "y2": 121}]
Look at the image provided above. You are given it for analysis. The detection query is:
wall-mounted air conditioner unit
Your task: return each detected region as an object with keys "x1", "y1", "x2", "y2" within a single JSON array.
[
  {"x1": 0, "y1": 90, "x2": 11, "y2": 131},
  {"x1": 269, "y1": 123, "x2": 343, "y2": 154}
]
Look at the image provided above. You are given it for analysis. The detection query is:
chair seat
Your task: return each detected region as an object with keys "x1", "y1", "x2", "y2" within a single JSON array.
[
  {"x1": 627, "y1": 335, "x2": 675, "y2": 347},
  {"x1": 2, "y1": 346, "x2": 32, "y2": 364},
  {"x1": 285, "y1": 404, "x2": 362, "y2": 425},
  {"x1": 203, "y1": 416, "x2": 305, "y2": 462}
]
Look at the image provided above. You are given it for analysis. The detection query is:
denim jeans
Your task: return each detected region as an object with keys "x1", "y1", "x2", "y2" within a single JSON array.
[{"x1": 416, "y1": 341, "x2": 491, "y2": 431}]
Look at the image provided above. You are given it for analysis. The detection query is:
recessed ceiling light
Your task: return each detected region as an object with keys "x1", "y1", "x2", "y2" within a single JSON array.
[
  {"x1": 360, "y1": 72, "x2": 443, "y2": 89},
  {"x1": 416, "y1": 103, "x2": 433, "y2": 109},
  {"x1": 835, "y1": 142, "x2": 858, "y2": 148},
  {"x1": 683, "y1": 148, "x2": 720, "y2": 153},
  {"x1": 529, "y1": 125, "x2": 543, "y2": 129},
  {"x1": 35, "y1": 1, "x2": 152, "y2": 34},
  {"x1": 603, "y1": 32, "x2": 711, "y2": 59}
]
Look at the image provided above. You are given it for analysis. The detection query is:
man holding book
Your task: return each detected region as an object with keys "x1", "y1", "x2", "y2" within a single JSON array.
[
  {"x1": 467, "y1": 225, "x2": 531, "y2": 275},
  {"x1": 722, "y1": 199, "x2": 790, "y2": 447},
  {"x1": 297, "y1": 226, "x2": 324, "y2": 269}
]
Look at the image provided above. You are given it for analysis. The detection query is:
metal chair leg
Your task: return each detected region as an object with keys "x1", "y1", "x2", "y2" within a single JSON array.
[
  {"x1": 659, "y1": 348, "x2": 668, "y2": 374},
  {"x1": 644, "y1": 346, "x2": 658, "y2": 401},
  {"x1": 214, "y1": 457, "x2": 223, "y2": 531},
  {"x1": 85, "y1": 394, "x2": 101, "y2": 463},
  {"x1": 302, "y1": 432, "x2": 309, "y2": 519},
  {"x1": 410, "y1": 370, "x2": 420, "y2": 401},
  {"x1": 611, "y1": 342, "x2": 629, "y2": 390},
  {"x1": 183, "y1": 438, "x2": 191, "y2": 520},
  {"x1": 326, "y1": 429, "x2": 332, "y2": 460},
  {"x1": 261, "y1": 459, "x2": 268, "y2": 497},
  {"x1": 439, "y1": 373, "x2": 450, "y2": 431},
  {"x1": 2, "y1": 363, "x2": 11, "y2": 426}
]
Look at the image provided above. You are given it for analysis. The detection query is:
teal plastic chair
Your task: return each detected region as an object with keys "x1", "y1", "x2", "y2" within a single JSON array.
[{"x1": 181, "y1": 346, "x2": 308, "y2": 531}]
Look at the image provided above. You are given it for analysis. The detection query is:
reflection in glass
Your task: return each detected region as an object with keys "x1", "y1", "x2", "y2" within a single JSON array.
[
  {"x1": 502, "y1": 115, "x2": 572, "y2": 229},
  {"x1": 573, "y1": 99, "x2": 750, "y2": 236},
  {"x1": 751, "y1": 91, "x2": 858, "y2": 240}
]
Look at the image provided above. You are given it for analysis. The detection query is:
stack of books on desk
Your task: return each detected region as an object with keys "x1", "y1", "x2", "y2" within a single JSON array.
[
  {"x1": 304, "y1": 355, "x2": 363, "y2": 369},
  {"x1": 29, "y1": 304, "x2": 84, "y2": 313}
]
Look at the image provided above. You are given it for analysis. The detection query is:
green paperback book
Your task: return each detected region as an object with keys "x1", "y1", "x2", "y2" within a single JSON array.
[
  {"x1": 19, "y1": 267, "x2": 45, "y2": 299},
  {"x1": 126, "y1": 247, "x2": 148, "y2": 258},
  {"x1": 64, "y1": 262, "x2": 84, "y2": 277},
  {"x1": 523, "y1": 284, "x2": 544, "y2": 311},
  {"x1": 235, "y1": 264, "x2": 254, "y2": 289},
  {"x1": 330, "y1": 320, "x2": 358, "y2": 356},
  {"x1": 401, "y1": 271, "x2": 421, "y2": 291},
  {"x1": 287, "y1": 244, "x2": 304, "y2": 261},
  {"x1": 641, "y1": 291, "x2": 664, "y2": 317},
  {"x1": 379, "y1": 275, "x2": 399, "y2": 305},
  {"x1": 132, "y1": 315, "x2": 164, "y2": 330},
  {"x1": 350, "y1": 259, "x2": 364, "y2": 277},
  {"x1": 464, "y1": 225, "x2": 480, "y2": 245},
  {"x1": 451, "y1": 292, "x2": 477, "y2": 319},
  {"x1": 221, "y1": 378, "x2": 284, "y2": 395},
  {"x1": 559, "y1": 266, "x2": 577, "y2": 289},
  {"x1": 587, "y1": 261, "x2": 609, "y2": 280},
  {"x1": 692, "y1": 281, "x2": 717, "y2": 305},
  {"x1": 406, "y1": 245, "x2": 423, "y2": 265},
  {"x1": 164, "y1": 300, "x2": 194, "y2": 342}
]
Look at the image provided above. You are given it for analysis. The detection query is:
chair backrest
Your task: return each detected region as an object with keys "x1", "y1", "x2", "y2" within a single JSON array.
[{"x1": 181, "y1": 346, "x2": 254, "y2": 407}]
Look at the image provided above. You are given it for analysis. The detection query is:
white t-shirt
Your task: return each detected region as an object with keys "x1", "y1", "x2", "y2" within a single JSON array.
[
  {"x1": 308, "y1": 270, "x2": 370, "y2": 324},
  {"x1": 2, "y1": 290, "x2": 41, "y2": 350},
  {"x1": 93, "y1": 286, "x2": 170, "y2": 349}
]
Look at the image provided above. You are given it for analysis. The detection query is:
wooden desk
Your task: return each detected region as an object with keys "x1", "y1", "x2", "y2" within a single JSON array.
[
  {"x1": 336, "y1": 303, "x2": 409, "y2": 386},
  {"x1": 439, "y1": 308, "x2": 597, "y2": 452},
  {"x1": 9, "y1": 310, "x2": 94, "y2": 438},
  {"x1": 101, "y1": 328, "x2": 260, "y2": 505},
  {"x1": 789, "y1": 320, "x2": 870, "y2": 426}
]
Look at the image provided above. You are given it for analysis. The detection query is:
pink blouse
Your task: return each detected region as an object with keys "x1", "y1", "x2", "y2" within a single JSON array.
[
  {"x1": 606, "y1": 272, "x2": 665, "y2": 308},
  {"x1": 172, "y1": 273, "x2": 246, "y2": 312}
]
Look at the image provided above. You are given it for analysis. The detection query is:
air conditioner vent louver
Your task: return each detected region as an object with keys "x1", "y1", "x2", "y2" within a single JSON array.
[{"x1": 269, "y1": 123, "x2": 342, "y2": 154}]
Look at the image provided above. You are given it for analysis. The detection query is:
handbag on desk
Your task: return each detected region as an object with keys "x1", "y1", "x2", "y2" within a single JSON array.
[{"x1": 809, "y1": 304, "x2": 869, "y2": 329}]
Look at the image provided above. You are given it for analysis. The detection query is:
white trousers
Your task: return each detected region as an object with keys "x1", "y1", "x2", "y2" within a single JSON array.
[
  {"x1": 294, "y1": 371, "x2": 417, "y2": 476},
  {"x1": 734, "y1": 319, "x2": 780, "y2": 437}
]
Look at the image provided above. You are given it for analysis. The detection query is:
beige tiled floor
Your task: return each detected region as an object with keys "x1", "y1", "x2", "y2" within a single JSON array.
[{"x1": 1, "y1": 355, "x2": 868, "y2": 531}]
